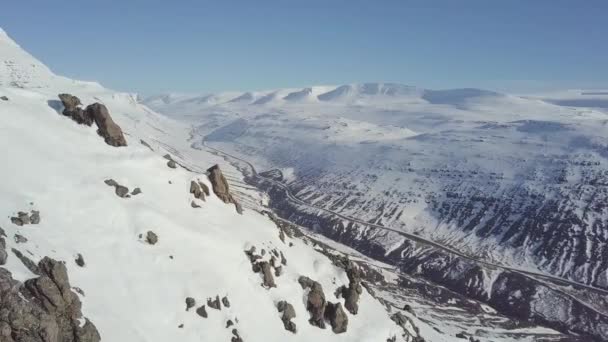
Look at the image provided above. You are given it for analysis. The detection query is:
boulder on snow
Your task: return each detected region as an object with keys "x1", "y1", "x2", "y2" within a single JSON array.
[
  {"x1": 58, "y1": 93, "x2": 94, "y2": 126},
  {"x1": 0, "y1": 257, "x2": 101, "y2": 342},
  {"x1": 0, "y1": 95, "x2": 8, "y2": 101},
  {"x1": 208, "y1": 295, "x2": 221, "y2": 310},
  {"x1": 75, "y1": 253, "x2": 85, "y2": 267},
  {"x1": 12, "y1": 248, "x2": 40, "y2": 275},
  {"x1": 145, "y1": 231, "x2": 158, "y2": 245},
  {"x1": 131, "y1": 187, "x2": 142, "y2": 196},
  {"x1": 167, "y1": 160, "x2": 177, "y2": 169},
  {"x1": 191, "y1": 200, "x2": 201, "y2": 208},
  {"x1": 298, "y1": 276, "x2": 327, "y2": 329},
  {"x1": 277, "y1": 300, "x2": 297, "y2": 333},
  {"x1": 185, "y1": 297, "x2": 196, "y2": 311},
  {"x1": 207, "y1": 164, "x2": 242, "y2": 214},
  {"x1": 104, "y1": 179, "x2": 130, "y2": 198},
  {"x1": 325, "y1": 302, "x2": 348, "y2": 334},
  {"x1": 222, "y1": 296, "x2": 231, "y2": 308},
  {"x1": 196, "y1": 305, "x2": 208, "y2": 318},
  {"x1": 84, "y1": 102, "x2": 127, "y2": 147}
]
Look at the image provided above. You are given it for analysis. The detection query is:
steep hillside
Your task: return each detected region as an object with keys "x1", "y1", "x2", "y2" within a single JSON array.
[{"x1": 0, "y1": 29, "x2": 417, "y2": 342}]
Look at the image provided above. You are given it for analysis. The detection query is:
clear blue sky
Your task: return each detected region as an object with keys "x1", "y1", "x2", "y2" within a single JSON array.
[{"x1": 1, "y1": 0, "x2": 606, "y2": 95}]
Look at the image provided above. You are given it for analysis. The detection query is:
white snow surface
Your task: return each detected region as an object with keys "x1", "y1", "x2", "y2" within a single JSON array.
[{"x1": 0, "y1": 29, "x2": 409, "y2": 342}]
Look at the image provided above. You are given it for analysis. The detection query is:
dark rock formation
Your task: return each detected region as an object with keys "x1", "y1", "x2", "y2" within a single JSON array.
[
  {"x1": 14, "y1": 234, "x2": 27, "y2": 244},
  {"x1": 75, "y1": 253, "x2": 85, "y2": 267},
  {"x1": 208, "y1": 295, "x2": 221, "y2": 310},
  {"x1": 277, "y1": 300, "x2": 297, "y2": 333},
  {"x1": 167, "y1": 160, "x2": 177, "y2": 169},
  {"x1": 391, "y1": 312, "x2": 424, "y2": 341},
  {"x1": 207, "y1": 165, "x2": 242, "y2": 214},
  {"x1": 58, "y1": 93, "x2": 94, "y2": 126},
  {"x1": 140, "y1": 139, "x2": 153, "y2": 151},
  {"x1": 339, "y1": 261, "x2": 362, "y2": 315},
  {"x1": 231, "y1": 329, "x2": 243, "y2": 342},
  {"x1": 84, "y1": 102, "x2": 127, "y2": 147},
  {"x1": 222, "y1": 296, "x2": 230, "y2": 308},
  {"x1": 185, "y1": 297, "x2": 196, "y2": 311},
  {"x1": 298, "y1": 276, "x2": 327, "y2": 329},
  {"x1": 0, "y1": 95, "x2": 8, "y2": 101},
  {"x1": 191, "y1": 200, "x2": 201, "y2": 208},
  {"x1": 104, "y1": 179, "x2": 130, "y2": 198},
  {"x1": 190, "y1": 180, "x2": 207, "y2": 201},
  {"x1": 0, "y1": 257, "x2": 100, "y2": 342},
  {"x1": 10, "y1": 210, "x2": 40, "y2": 226},
  {"x1": 145, "y1": 231, "x2": 158, "y2": 245},
  {"x1": 325, "y1": 302, "x2": 348, "y2": 334},
  {"x1": 131, "y1": 188, "x2": 142, "y2": 196},
  {"x1": 226, "y1": 319, "x2": 234, "y2": 328},
  {"x1": 196, "y1": 305, "x2": 208, "y2": 318}
]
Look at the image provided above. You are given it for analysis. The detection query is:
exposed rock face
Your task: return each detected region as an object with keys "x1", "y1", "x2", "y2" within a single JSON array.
[
  {"x1": 14, "y1": 234, "x2": 27, "y2": 244},
  {"x1": 207, "y1": 165, "x2": 242, "y2": 214},
  {"x1": 0, "y1": 257, "x2": 100, "y2": 342},
  {"x1": 298, "y1": 276, "x2": 327, "y2": 329},
  {"x1": 58, "y1": 93, "x2": 94, "y2": 126},
  {"x1": 339, "y1": 261, "x2": 362, "y2": 315},
  {"x1": 131, "y1": 188, "x2": 142, "y2": 196},
  {"x1": 84, "y1": 102, "x2": 127, "y2": 147},
  {"x1": 325, "y1": 302, "x2": 348, "y2": 334},
  {"x1": 12, "y1": 248, "x2": 40, "y2": 275},
  {"x1": 145, "y1": 231, "x2": 158, "y2": 245},
  {"x1": 0, "y1": 95, "x2": 8, "y2": 101},
  {"x1": 277, "y1": 300, "x2": 297, "y2": 333},
  {"x1": 391, "y1": 312, "x2": 424, "y2": 341}
]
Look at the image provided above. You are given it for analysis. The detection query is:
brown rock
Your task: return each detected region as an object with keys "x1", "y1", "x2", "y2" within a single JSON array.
[{"x1": 85, "y1": 103, "x2": 127, "y2": 147}]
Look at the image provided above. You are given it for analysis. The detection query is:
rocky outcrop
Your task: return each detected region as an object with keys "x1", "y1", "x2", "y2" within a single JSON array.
[
  {"x1": 298, "y1": 276, "x2": 327, "y2": 329},
  {"x1": 338, "y1": 261, "x2": 362, "y2": 315},
  {"x1": 190, "y1": 180, "x2": 208, "y2": 201},
  {"x1": 325, "y1": 302, "x2": 348, "y2": 334},
  {"x1": 221, "y1": 296, "x2": 230, "y2": 308},
  {"x1": 207, "y1": 165, "x2": 242, "y2": 214},
  {"x1": 58, "y1": 94, "x2": 126, "y2": 147},
  {"x1": 0, "y1": 257, "x2": 100, "y2": 342},
  {"x1": 277, "y1": 300, "x2": 297, "y2": 333},
  {"x1": 58, "y1": 93, "x2": 94, "y2": 126},
  {"x1": 391, "y1": 312, "x2": 424, "y2": 341},
  {"x1": 0, "y1": 95, "x2": 8, "y2": 101},
  {"x1": 208, "y1": 295, "x2": 221, "y2": 310},
  {"x1": 84, "y1": 103, "x2": 127, "y2": 147},
  {"x1": 10, "y1": 210, "x2": 40, "y2": 226}
]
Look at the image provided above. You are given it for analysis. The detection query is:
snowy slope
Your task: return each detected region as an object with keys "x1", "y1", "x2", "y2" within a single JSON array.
[{"x1": 0, "y1": 29, "x2": 418, "y2": 342}]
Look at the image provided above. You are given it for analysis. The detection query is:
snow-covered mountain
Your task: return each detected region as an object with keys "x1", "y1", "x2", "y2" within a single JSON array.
[
  {"x1": 0, "y1": 26, "x2": 597, "y2": 342},
  {"x1": 146, "y1": 82, "x2": 608, "y2": 340}
]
